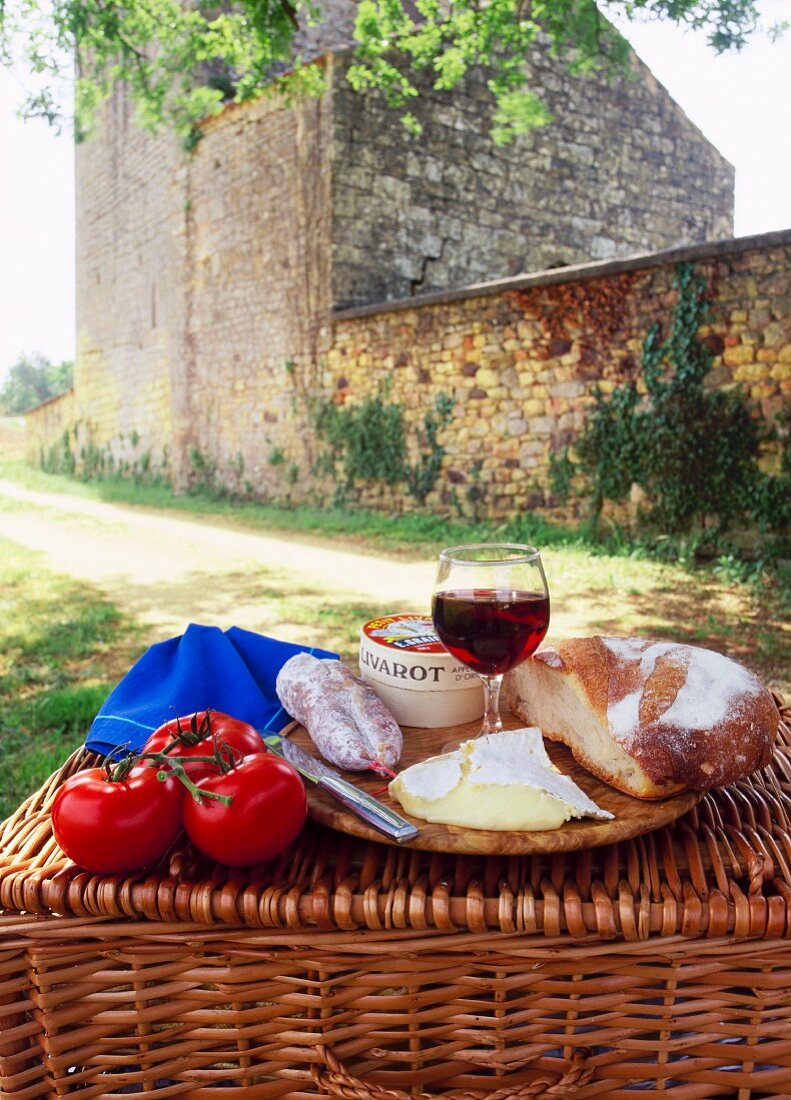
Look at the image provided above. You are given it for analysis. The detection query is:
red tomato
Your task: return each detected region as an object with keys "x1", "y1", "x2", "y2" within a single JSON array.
[
  {"x1": 51, "y1": 765, "x2": 184, "y2": 874},
  {"x1": 182, "y1": 753, "x2": 307, "y2": 867},
  {"x1": 143, "y1": 710, "x2": 265, "y2": 779}
]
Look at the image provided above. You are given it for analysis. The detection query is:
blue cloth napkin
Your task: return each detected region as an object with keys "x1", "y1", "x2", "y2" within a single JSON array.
[{"x1": 86, "y1": 624, "x2": 337, "y2": 757}]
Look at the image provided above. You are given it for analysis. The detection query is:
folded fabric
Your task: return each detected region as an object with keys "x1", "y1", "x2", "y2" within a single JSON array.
[{"x1": 86, "y1": 624, "x2": 337, "y2": 757}]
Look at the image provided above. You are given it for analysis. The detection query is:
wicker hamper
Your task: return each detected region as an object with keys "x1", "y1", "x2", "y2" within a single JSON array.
[{"x1": 1, "y1": 701, "x2": 790, "y2": 1099}]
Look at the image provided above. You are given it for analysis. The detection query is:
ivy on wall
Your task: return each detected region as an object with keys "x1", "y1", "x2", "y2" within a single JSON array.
[
  {"x1": 555, "y1": 262, "x2": 790, "y2": 556},
  {"x1": 39, "y1": 421, "x2": 178, "y2": 489},
  {"x1": 308, "y1": 385, "x2": 455, "y2": 506}
]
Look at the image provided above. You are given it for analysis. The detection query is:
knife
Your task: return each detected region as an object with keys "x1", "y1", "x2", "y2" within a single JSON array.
[{"x1": 262, "y1": 734, "x2": 419, "y2": 844}]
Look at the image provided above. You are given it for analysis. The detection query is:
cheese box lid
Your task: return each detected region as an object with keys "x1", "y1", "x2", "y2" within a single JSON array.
[
  {"x1": 359, "y1": 613, "x2": 479, "y2": 694},
  {"x1": 361, "y1": 614, "x2": 447, "y2": 655}
]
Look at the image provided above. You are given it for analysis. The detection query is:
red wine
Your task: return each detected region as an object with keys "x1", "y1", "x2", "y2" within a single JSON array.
[{"x1": 432, "y1": 588, "x2": 550, "y2": 677}]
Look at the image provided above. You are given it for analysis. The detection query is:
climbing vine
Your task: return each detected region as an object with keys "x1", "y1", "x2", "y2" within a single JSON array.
[
  {"x1": 404, "y1": 392, "x2": 455, "y2": 504},
  {"x1": 311, "y1": 387, "x2": 408, "y2": 492},
  {"x1": 39, "y1": 421, "x2": 170, "y2": 486},
  {"x1": 559, "y1": 262, "x2": 790, "y2": 555},
  {"x1": 306, "y1": 384, "x2": 454, "y2": 505}
]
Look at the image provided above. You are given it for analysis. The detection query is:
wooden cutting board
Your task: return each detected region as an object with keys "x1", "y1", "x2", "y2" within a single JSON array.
[{"x1": 283, "y1": 712, "x2": 701, "y2": 854}]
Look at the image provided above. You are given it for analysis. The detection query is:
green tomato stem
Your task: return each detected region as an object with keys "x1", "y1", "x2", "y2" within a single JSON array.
[
  {"x1": 154, "y1": 760, "x2": 233, "y2": 806},
  {"x1": 109, "y1": 755, "x2": 136, "y2": 782},
  {"x1": 102, "y1": 734, "x2": 236, "y2": 806}
]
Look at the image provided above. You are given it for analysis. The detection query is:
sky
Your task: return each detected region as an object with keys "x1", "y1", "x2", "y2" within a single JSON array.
[{"x1": 1, "y1": 1, "x2": 790, "y2": 379}]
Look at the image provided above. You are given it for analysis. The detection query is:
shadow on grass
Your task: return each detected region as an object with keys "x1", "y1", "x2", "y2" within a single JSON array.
[
  {"x1": 108, "y1": 567, "x2": 383, "y2": 663},
  {"x1": 0, "y1": 543, "x2": 145, "y2": 817}
]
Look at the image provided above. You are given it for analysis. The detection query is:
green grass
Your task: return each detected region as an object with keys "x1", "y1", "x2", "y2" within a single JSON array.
[{"x1": 0, "y1": 538, "x2": 144, "y2": 819}]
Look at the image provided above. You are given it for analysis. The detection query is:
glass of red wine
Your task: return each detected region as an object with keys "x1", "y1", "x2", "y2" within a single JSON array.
[{"x1": 432, "y1": 543, "x2": 550, "y2": 741}]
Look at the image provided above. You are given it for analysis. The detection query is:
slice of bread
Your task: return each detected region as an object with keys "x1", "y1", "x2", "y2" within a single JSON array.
[{"x1": 504, "y1": 637, "x2": 778, "y2": 799}]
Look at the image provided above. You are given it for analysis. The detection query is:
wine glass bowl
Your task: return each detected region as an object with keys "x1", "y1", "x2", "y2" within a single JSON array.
[{"x1": 431, "y1": 543, "x2": 550, "y2": 740}]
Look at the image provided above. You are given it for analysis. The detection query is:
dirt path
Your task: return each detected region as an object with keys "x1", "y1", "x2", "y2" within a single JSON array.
[
  {"x1": 1, "y1": 475, "x2": 787, "y2": 693},
  {"x1": 0, "y1": 479, "x2": 435, "y2": 641}
]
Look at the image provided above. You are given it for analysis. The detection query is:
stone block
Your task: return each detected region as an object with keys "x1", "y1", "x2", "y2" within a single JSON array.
[
  {"x1": 528, "y1": 416, "x2": 555, "y2": 435},
  {"x1": 549, "y1": 381, "x2": 585, "y2": 399},
  {"x1": 763, "y1": 322, "x2": 790, "y2": 348},
  {"x1": 732, "y1": 363, "x2": 765, "y2": 383},
  {"x1": 476, "y1": 369, "x2": 500, "y2": 388},
  {"x1": 723, "y1": 345, "x2": 755, "y2": 367}
]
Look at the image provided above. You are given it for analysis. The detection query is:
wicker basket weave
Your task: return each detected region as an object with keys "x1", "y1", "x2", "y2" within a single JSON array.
[{"x1": 1, "y1": 700, "x2": 789, "y2": 1098}]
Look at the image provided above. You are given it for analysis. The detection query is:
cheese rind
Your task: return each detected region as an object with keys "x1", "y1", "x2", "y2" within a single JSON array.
[{"x1": 389, "y1": 728, "x2": 613, "y2": 831}]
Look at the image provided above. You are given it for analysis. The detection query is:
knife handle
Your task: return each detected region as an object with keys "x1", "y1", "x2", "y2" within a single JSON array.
[{"x1": 317, "y1": 775, "x2": 419, "y2": 844}]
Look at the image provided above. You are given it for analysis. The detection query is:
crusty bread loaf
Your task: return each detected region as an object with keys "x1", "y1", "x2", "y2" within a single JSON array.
[{"x1": 504, "y1": 637, "x2": 778, "y2": 799}]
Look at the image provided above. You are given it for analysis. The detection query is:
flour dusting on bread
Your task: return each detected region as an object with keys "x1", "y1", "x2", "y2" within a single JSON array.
[
  {"x1": 601, "y1": 639, "x2": 676, "y2": 745},
  {"x1": 656, "y1": 644, "x2": 759, "y2": 729},
  {"x1": 599, "y1": 638, "x2": 763, "y2": 747}
]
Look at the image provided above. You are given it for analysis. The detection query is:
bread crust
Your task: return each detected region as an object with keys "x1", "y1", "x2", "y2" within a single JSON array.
[{"x1": 505, "y1": 637, "x2": 778, "y2": 796}]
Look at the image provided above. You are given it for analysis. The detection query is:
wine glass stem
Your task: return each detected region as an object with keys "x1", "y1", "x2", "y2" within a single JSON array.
[{"x1": 480, "y1": 674, "x2": 504, "y2": 735}]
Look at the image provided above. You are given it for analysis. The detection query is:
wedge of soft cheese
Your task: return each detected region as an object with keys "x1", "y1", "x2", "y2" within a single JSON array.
[{"x1": 389, "y1": 728, "x2": 613, "y2": 831}]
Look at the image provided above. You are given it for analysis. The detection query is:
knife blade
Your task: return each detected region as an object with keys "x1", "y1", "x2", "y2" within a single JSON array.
[{"x1": 262, "y1": 734, "x2": 419, "y2": 844}]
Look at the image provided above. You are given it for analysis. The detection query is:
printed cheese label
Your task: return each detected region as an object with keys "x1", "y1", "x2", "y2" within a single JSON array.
[{"x1": 362, "y1": 614, "x2": 445, "y2": 653}]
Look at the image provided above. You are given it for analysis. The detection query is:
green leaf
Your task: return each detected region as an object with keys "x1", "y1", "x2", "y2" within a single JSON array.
[{"x1": 0, "y1": 0, "x2": 775, "y2": 143}]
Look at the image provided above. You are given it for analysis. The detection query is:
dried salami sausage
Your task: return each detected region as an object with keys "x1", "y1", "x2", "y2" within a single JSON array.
[{"x1": 275, "y1": 653, "x2": 403, "y2": 772}]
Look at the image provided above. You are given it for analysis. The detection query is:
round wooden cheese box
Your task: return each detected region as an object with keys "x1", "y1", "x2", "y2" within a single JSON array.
[{"x1": 358, "y1": 613, "x2": 484, "y2": 728}]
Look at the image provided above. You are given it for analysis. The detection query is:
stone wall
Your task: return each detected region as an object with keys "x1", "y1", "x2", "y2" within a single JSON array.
[
  {"x1": 51, "y1": 34, "x2": 762, "y2": 510},
  {"x1": 73, "y1": 85, "x2": 188, "y2": 482},
  {"x1": 25, "y1": 389, "x2": 75, "y2": 467},
  {"x1": 28, "y1": 231, "x2": 790, "y2": 522},
  {"x1": 173, "y1": 82, "x2": 333, "y2": 495},
  {"x1": 330, "y1": 48, "x2": 733, "y2": 309},
  {"x1": 313, "y1": 232, "x2": 790, "y2": 519}
]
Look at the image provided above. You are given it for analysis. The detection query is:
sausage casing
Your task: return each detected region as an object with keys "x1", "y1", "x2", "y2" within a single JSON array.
[{"x1": 275, "y1": 653, "x2": 403, "y2": 772}]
